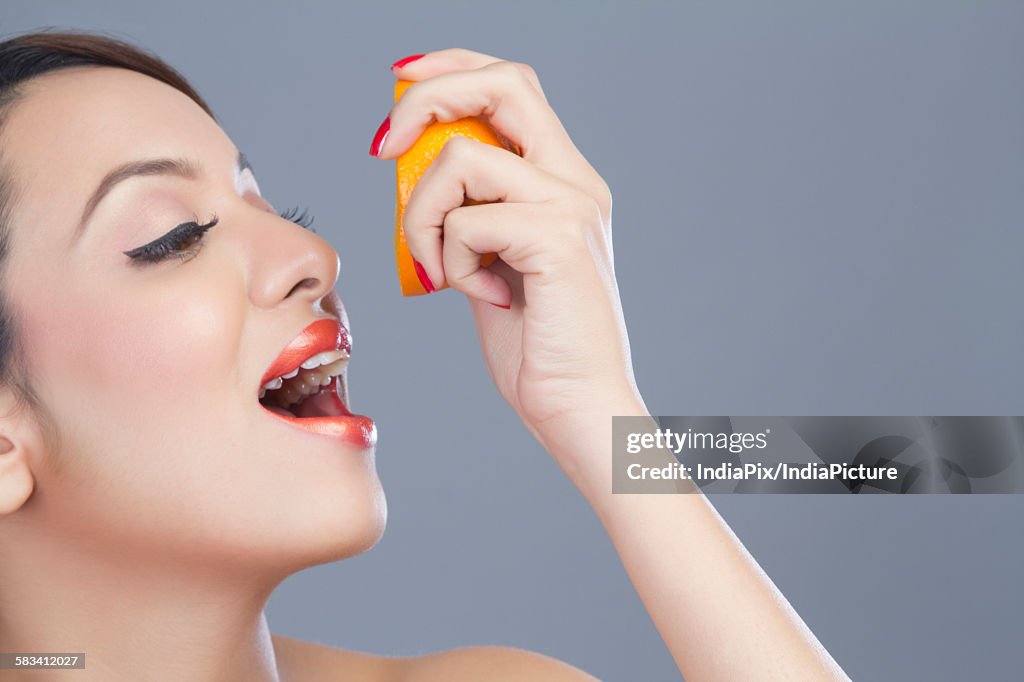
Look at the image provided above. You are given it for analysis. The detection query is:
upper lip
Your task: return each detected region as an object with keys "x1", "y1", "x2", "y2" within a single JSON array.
[{"x1": 260, "y1": 317, "x2": 351, "y2": 389}]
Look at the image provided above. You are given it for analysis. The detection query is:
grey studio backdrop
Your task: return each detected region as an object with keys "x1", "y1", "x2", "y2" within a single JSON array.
[{"x1": 4, "y1": 2, "x2": 1022, "y2": 680}]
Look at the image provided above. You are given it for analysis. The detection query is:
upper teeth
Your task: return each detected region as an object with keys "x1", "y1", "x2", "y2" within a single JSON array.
[
  {"x1": 301, "y1": 349, "x2": 347, "y2": 370},
  {"x1": 260, "y1": 348, "x2": 349, "y2": 398}
]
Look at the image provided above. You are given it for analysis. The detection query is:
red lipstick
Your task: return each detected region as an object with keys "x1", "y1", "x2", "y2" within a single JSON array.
[
  {"x1": 262, "y1": 376, "x2": 376, "y2": 449},
  {"x1": 259, "y1": 318, "x2": 376, "y2": 449},
  {"x1": 261, "y1": 318, "x2": 349, "y2": 387}
]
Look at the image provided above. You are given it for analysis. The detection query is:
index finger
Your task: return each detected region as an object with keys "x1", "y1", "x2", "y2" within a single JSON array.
[{"x1": 391, "y1": 47, "x2": 548, "y2": 101}]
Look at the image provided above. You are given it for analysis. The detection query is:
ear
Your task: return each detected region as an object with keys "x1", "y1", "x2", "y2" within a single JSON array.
[{"x1": 0, "y1": 389, "x2": 38, "y2": 515}]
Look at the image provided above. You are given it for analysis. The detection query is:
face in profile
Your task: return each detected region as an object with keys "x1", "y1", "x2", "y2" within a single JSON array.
[{"x1": 0, "y1": 66, "x2": 385, "y2": 577}]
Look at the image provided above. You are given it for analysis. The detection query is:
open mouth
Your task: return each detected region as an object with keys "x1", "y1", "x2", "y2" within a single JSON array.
[
  {"x1": 256, "y1": 317, "x2": 376, "y2": 448},
  {"x1": 258, "y1": 317, "x2": 352, "y2": 418},
  {"x1": 259, "y1": 354, "x2": 351, "y2": 419}
]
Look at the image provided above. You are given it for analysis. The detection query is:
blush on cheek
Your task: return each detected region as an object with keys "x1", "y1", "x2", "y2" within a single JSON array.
[{"x1": 21, "y1": 275, "x2": 244, "y2": 415}]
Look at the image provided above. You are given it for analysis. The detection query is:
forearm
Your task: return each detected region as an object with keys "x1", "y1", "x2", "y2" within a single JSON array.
[{"x1": 555, "y1": 399, "x2": 849, "y2": 681}]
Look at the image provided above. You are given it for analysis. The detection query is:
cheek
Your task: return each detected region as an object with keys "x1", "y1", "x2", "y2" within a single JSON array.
[
  {"x1": 10, "y1": 257, "x2": 387, "y2": 566},
  {"x1": 18, "y1": 263, "x2": 245, "y2": 442},
  {"x1": 11, "y1": 262, "x2": 258, "y2": 545}
]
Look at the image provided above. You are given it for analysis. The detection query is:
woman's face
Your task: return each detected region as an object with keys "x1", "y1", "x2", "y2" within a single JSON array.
[{"x1": 0, "y1": 67, "x2": 385, "y2": 575}]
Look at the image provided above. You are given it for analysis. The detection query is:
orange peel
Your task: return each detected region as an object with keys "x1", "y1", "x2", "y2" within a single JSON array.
[{"x1": 394, "y1": 79, "x2": 516, "y2": 296}]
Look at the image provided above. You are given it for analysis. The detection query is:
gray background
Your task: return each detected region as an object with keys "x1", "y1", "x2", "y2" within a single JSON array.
[{"x1": 4, "y1": 1, "x2": 1022, "y2": 679}]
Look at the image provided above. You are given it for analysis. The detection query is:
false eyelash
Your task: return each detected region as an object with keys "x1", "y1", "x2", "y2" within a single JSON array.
[
  {"x1": 278, "y1": 206, "x2": 317, "y2": 232},
  {"x1": 123, "y1": 215, "x2": 219, "y2": 264}
]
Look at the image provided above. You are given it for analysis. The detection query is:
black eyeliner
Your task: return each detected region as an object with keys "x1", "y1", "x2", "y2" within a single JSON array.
[
  {"x1": 122, "y1": 203, "x2": 314, "y2": 267},
  {"x1": 122, "y1": 216, "x2": 219, "y2": 264}
]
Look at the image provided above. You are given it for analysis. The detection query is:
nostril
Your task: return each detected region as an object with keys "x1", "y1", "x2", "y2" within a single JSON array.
[
  {"x1": 320, "y1": 291, "x2": 343, "y2": 319},
  {"x1": 286, "y1": 277, "x2": 320, "y2": 299}
]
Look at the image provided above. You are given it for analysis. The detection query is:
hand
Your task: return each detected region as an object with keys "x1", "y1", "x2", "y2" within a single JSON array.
[
  {"x1": 374, "y1": 53, "x2": 852, "y2": 682},
  {"x1": 374, "y1": 48, "x2": 641, "y2": 476}
]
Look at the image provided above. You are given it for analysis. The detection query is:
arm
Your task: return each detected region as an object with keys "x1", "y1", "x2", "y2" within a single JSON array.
[
  {"x1": 559, "y1": 397, "x2": 849, "y2": 681},
  {"x1": 378, "y1": 47, "x2": 848, "y2": 681}
]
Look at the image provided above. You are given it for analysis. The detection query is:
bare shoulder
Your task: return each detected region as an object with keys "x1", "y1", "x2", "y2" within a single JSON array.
[
  {"x1": 395, "y1": 645, "x2": 601, "y2": 682},
  {"x1": 271, "y1": 634, "x2": 599, "y2": 682},
  {"x1": 271, "y1": 633, "x2": 402, "y2": 681}
]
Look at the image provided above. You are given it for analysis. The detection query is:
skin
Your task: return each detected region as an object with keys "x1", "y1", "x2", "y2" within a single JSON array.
[{"x1": 0, "y1": 47, "x2": 849, "y2": 681}]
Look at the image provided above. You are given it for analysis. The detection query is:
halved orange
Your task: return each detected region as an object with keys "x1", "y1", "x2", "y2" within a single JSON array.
[{"x1": 394, "y1": 79, "x2": 516, "y2": 296}]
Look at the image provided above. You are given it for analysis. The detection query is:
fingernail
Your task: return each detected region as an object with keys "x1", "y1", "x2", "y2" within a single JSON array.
[
  {"x1": 391, "y1": 54, "x2": 425, "y2": 70},
  {"x1": 369, "y1": 116, "x2": 390, "y2": 157},
  {"x1": 490, "y1": 302, "x2": 511, "y2": 310},
  {"x1": 413, "y1": 259, "x2": 435, "y2": 293}
]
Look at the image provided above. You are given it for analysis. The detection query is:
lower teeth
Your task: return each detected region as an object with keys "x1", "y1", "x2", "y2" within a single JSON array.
[
  {"x1": 274, "y1": 380, "x2": 327, "y2": 409},
  {"x1": 261, "y1": 376, "x2": 341, "y2": 416}
]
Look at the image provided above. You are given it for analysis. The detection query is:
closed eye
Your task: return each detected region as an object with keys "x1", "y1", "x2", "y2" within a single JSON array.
[
  {"x1": 122, "y1": 204, "x2": 317, "y2": 267},
  {"x1": 122, "y1": 216, "x2": 218, "y2": 265}
]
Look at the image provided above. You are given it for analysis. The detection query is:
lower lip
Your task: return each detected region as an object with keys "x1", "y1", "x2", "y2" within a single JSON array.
[{"x1": 260, "y1": 376, "x2": 376, "y2": 449}]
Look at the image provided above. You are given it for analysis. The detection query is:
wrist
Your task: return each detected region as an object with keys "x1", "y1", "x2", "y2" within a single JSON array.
[{"x1": 531, "y1": 386, "x2": 652, "y2": 496}]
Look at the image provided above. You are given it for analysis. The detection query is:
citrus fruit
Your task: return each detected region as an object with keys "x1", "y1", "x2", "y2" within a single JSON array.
[{"x1": 394, "y1": 79, "x2": 517, "y2": 296}]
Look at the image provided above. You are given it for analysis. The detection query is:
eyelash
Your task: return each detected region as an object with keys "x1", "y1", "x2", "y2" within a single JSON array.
[
  {"x1": 278, "y1": 206, "x2": 316, "y2": 232},
  {"x1": 122, "y1": 206, "x2": 317, "y2": 265}
]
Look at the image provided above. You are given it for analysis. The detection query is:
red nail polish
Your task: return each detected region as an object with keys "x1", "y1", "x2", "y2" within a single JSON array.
[
  {"x1": 369, "y1": 116, "x2": 390, "y2": 157},
  {"x1": 491, "y1": 302, "x2": 511, "y2": 309},
  {"x1": 413, "y1": 259, "x2": 435, "y2": 293},
  {"x1": 391, "y1": 54, "x2": 425, "y2": 70}
]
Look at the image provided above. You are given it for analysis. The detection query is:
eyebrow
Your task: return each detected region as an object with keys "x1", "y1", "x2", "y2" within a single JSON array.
[{"x1": 73, "y1": 151, "x2": 251, "y2": 244}]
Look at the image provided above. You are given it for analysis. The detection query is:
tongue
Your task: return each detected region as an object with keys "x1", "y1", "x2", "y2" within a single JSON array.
[{"x1": 293, "y1": 378, "x2": 349, "y2": 419}]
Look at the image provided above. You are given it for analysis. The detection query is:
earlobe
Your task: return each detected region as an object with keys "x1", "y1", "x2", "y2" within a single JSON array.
[{"x1": 0, "y1": 435, "x2": 35, "y2": 515}]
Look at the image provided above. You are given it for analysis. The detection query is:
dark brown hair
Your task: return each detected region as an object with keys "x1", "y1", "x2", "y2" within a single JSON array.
[{"x1": 0, "y1": 28, "x2": 215, "y2": 431}]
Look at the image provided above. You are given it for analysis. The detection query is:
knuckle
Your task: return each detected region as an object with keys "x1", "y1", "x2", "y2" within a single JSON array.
[
  {"x1": 437, "y1": 134, "x2": 475, "y2": 162},
  {"x1": 490, "y1": 59, "x2": 531, "y2": 87},
  {"x1": 513, "y1": 61, "x2": 538, "y2": 83},
  {"x1": 396, "y1": 78, "x2": 426, "y2": 108},
  {"x1": 442, "y1": 206, "x2": 470, "y2": 238}
]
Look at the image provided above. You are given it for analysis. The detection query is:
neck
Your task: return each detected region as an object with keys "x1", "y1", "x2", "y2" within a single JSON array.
[{"x1": 0, "y1": 514, "x2": 285, "y2": 681}]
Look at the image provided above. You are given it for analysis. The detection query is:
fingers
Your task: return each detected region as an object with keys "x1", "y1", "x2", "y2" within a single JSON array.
[
  {"x1": 378, "y1": 61, "x2": 569, "y2": 168},
  {"x1": 391, "y1": 48, "x2": 548, "y2": 101},
  {"x1": 440, "y1": 201, "x2": 587, "y2": 307},
  {"x1": 380, "y1": 49, "x2": 612, "y2": 224},
  {"x1": 401, "y1": 137, "x2": 596, "y2": 306},
  {"x1": 440, "y1": 202, "x2": 523, "y2": 306}
]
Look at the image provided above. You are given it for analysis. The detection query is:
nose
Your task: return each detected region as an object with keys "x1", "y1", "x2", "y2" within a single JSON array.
[{"x1": 246, "y1": 212, "x2": 341, "y2": 311}]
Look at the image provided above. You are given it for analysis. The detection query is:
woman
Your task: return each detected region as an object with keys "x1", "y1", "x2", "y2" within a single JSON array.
[{"x1": 0, "y1": 31, "x2": 848, "y2": 680}]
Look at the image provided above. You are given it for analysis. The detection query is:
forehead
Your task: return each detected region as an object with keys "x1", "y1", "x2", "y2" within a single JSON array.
[{"x1": 1, "y1": 66, "x2": 233, "y2": 225}]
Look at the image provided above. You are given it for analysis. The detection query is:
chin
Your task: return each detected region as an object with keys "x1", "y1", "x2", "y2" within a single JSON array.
[{"x1": 281, "y1": 471, "x2": 388, "y2": 569}]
